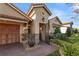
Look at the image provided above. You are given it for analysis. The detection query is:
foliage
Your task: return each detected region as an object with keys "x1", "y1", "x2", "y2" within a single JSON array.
[
  {"x1": 54, "y1": 27, "x2": 61, "y2": 34},
  {"x1": 63, "y1": 44, "x2": 79, "y2": 56},
  {"x1": 65, "y1": 34, "x2": 79, "y2": 43},
  {"x1": 66, "y1": 27, "x2": 72, "y2": 37},
  {"x1": 53, "y1": 27, "x2": 68, "y2": 40},
  {"x1": 53, "y1": 33, "x2": 68, "y2": 40},
  {"x1": 48, "y1": 49, "x2": 60, "y2": 56},
  {"x1": 74, "y1": 29, "x2": 78, "y2": 33},
  {"x1": 50, "y1": 33, "x2": 79, "y2": 56},
  {"x1": 22, "y1": 28, "x2": 28, "y2": 41},
  {"x1": 53, "y1": 33, "x2": 61, "y2": 39},
  {"x1": 21, "y1": 28, "x2": 28, "y2": 48}
]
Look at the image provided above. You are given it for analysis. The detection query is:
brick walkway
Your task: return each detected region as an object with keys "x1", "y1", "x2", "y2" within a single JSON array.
[{"x1": 0, "y1": 43, "x2": 58, "y2": 56}]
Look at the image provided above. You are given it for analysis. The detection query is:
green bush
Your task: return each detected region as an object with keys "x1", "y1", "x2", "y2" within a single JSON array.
[
  {"x1": 48, "y1": 49, "x2": 60, "y2": 56},
  {"x1": 53, "y1": 33, "x2": 61, "y2": 39},
  {"x1": 50, "y1": 33, "x2": 79, "y2": 56},
  {"x1": 54, "y1": 27, "x2": 61, "y2": 34},
  {"x1": 50, "y1": 39, "x2": 61, "y2": 46},
  {"x1": 66, "y1": 34, "x2": 79, "y2": 43},
  {"x1": 53, "y1": 33, "x2": 68, "y2": 40},
  {"x1": 22, "y1": 29, "x2": 28, "y2": 41},
  {"x1": 51, "y1": 38, "x2": 79, "y2": 56},
  {"x1": 50, "y1": 39, "x2": 71, "y2": 47},
  {"x1": 66, "y1": 27, "x2": 72, "y2": 37},
  {"x1": 74, "y1": 29, "x2": 78, "y2": 33},
  {"x1": 63, "y1": 44, "x2": 79, "y2": 56}
]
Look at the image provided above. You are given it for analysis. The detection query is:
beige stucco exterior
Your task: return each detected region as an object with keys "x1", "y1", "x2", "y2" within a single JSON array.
[
  {"x1": 0, "y1": 3, "x2": 29, "y2": 44},
  {"x1": 49, "y1": 16, "x2": 62, "y2": 34},
  {"x1": 0, "y1": 3, "x2": 66, "y2": 47},
  {"x1": 28, "y1": 4, "x2": 51, "y2": 44},
  {"x1": 32, "y1": 7, "x2": 50, "y2": 33},
  {"x1": 0, "y1": 4, "x2": 27, "y2": 19}
]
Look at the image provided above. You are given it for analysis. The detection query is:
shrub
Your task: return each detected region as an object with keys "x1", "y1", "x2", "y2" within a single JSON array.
[
  {"x1": 51, "y1": 39, "x2": 79, "y2": 56},
  {"x1": 74, "y1": 29, "x2": 78, "y2": 33},
  {"x1": 54, "y1": 27, "x2": 61, "y2": 34},
  {"x1": 63, "y1": 44, "x2": 79, "y2": 56},
  {"x1": 53, "y1": 33, "x2": 61, "y2": 39},
  {"x1": 66, "y1": 27, "x2": 72, "y2": 37},
  {"x1": 22, "y1": 28, "x2": 28, "y2": 41},
  {"x1": 66, "y1": 34, "x2": 79, "y2": 43},
  {"x1": 53, "y1": 33, "x2": 68, "y2": 40},
  {"x1": 48, "y1": 49, "x2": 60, "y2": 56},
  {"x1": 51, "y1": 33, "x2": 79, "y2": 56},
  {"x1": 60, "y1": 34, "x2": 68, "y2": 40}
]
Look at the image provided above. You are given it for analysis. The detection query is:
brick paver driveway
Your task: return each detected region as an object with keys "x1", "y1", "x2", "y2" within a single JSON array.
[{"x1": 0, "y1": 43, "x2": 58, "y2": 56}]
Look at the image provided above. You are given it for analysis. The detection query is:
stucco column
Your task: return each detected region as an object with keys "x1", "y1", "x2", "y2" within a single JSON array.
[
  {"x1": 31, "y1": 20, "x2": 39, "y2": 45},
  {"x1": 20, "y1": 24, "x2": 24, "y2": 43},
  {"x1": 34, "y1": 21, "x2": 39, "y2": 45},
  {"x1": 45, "y1": 23, "x2": 50, "y2": 44}
]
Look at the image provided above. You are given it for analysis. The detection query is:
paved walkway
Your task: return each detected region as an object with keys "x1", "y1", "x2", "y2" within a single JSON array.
[{"x1": 0, "y1": 43, "x2": 58, "y2": 56}]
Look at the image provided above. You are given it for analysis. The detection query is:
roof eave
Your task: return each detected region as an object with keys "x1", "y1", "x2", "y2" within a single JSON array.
[
  {"x1": 0, "y1": 14, "x2": 28, "y2": 22},
  {"x1": 5, "y1": 3, "x2": 32, "y2": 22},
  {"x1": 27, "y1": 4, "x2": 52, "y2": 16},
  {"x1": 55, "y1": 16, "x2": 62, "y2": 24},
  {"x1": 49, "y1": 16, "x2": 62, "y2": 24}
]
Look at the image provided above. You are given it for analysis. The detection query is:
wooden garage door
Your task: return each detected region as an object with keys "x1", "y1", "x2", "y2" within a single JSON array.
[{"x1": 0, "y1": 23, "x2": 20, "y2": 45}]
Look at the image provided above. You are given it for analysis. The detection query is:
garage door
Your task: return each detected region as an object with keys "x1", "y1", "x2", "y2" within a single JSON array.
[{"x1": 0, "y1": 23, "x2": 20, "y2": 45}]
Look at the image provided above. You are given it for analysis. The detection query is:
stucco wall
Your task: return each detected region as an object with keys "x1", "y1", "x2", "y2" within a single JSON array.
[
  {"x1": 36, "y1": 8, "x2": 49, "y2": 23},
  {"x1": 30, "y1": 7, "x2": 50, "y2": 34},
  {"x1": 28, "y1": 7, "x2": 50, "y2": 44},
  {"x1": 0, "y1": 4, "x2": 26, "y2": 19},
  {"x1": 20, "y1": 23, "x2": 28, "y2": 43},
  {"x1": 49, "y1": 18, "x2": 61, "y2": 34}
]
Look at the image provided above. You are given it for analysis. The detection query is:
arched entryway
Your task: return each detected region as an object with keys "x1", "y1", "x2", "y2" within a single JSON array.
[{"x1": 39, "y1": 23, "x2": 46, "y2": 43}]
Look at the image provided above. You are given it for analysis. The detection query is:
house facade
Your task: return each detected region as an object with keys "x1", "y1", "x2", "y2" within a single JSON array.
[
  {"x1": 27, "y1": 4, "x2": 52, "y2": 45},
  {"x1": 0, "y1": 3, "x2": 72, "y2": 47},
  {"x1": 0, "y1": 3, "x2": 30, "y2": 45},
  {"x1": 49, "y1": 16, "x2": 62, "y2": 35}
]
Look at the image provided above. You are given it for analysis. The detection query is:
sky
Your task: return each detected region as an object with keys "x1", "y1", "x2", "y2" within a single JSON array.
[{"x1": 14, "y1": 3, "x2": 79, "y2": 28}]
